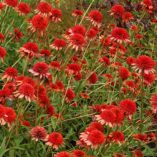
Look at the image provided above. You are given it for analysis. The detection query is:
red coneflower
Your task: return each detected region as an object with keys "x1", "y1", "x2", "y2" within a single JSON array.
[
  {"x1": 109, "y1": 131, "x2": 125, "y2": 144},
  {"x1": 110, "y1": 27, "x2": 130, "y2": 43},
  {"x1": 66, "y1": 63, "x2": 81, "y2": 75},
  {"x1": 69, "y1": 25, "x2": 86, "y2": 36},
  {"x1": 14, "y1": 83, "x2": 35, "y2": 102},
  {"x1": 88, "y1": 121, "x2": 104, "y2": 132},
  {"x1": 0, "y1": 105, "x2": 7, "y2": 125},
  {"x1": 46, "y1": 132, "x2": 63, "y2": 149},
  {"x1": 72, "y1": 9, "x2": 83, "y2": 17},
  {"x1": 51, "y1": 80, "x2": 64, "y2": 92},
  {"x1": 126, "y1": 56, "x2": 136, "y2": 65},
  {"x1": 54, "y1": 151, "x2": 71, "y2": 157},
  {"x1": 110, "y1": 4, "x2": 125, "y2": 18},
  {"x1": 79, "y1": 129, "x2": 105, "y2": 148},
  {"x1": 150, "y1": 94, "x2": 157, "y2": 113},
  {"x1": 40, "y1": 49, "x2": 51, "y2": 57},
  {"x1": 88, "y1": 72, "x2": 98, "y2": 84},
  {"x1": 72, "y1": 149, "x2": 86, "y2": 157},
  {"x1": 0, "y1": 89, "x2": 12, "y2": 104},
  {"x1": 65, "y1": 88, "x2": 75, "y2": 103},
  {"x1": 133, "y1": 133, "x2": 147, "y2": 142},
  {"x1": 141, "y1": 0, "x2": 153, "y2": 13},
  {"x1": 29, "y1": 14, "x2": 48, "y2": 35},
  {"x1": 122, "y1": 12, "x2": 134, "y2": 22},
  {"x1": 119, "y1": 99, "x2": 136, "y2": 116},
  {"x1": 4, "y1": 0, "x2": 18, "y2": 7},
  {"x1": 0, "y1": 3, "x2": 4, "y2": 14},
  {"x1": 14, "y1": 28, "x2": 23, "y2": 41},
  {"x1": 99, "y1": 56, "x2": 110, "y2": 66},
  {"x1": 50, "y1": 8, "x2": 62, "y2": 22},
  {"x1": 95, "y1": 109, "x2": 116, "y2": 127},
  {"x1": 87, "y1": 28, "x2": 98, "y2": 40},
  {"x1": 18, "y1": 42, "x2": 38, "y2": 58},
  {"x1": 119, "y1": 67, "x2": 130, "y2": 80},
  {"x1": 87, "y1": 10, "x2": 103, "y2": 28},
  {"x1": 0, "y1": 32, "x2": 5, "y2": 42},
  {"x1": 0, "y1": 46, "x2": 7, "y2": 61},
  {"x1": 2, "y1": 67, "x2": 18, "y2": 81},
  {"x1": 4, "y1": 107, "x2": 16, "y2": 125},
  {"x1": 50, "y1": 61, "x2": 61, "y2": 71},
  {"x1": 30, "y1": 126, "x2": 47, "y2": 141},
  {"x1": 3, "y1": 82, "x2": 16, "y2": 95},
  {"x1": 0, "y1": 105, "x2": 16, "y2": 126},
  {"x1": 68, "y1": 33, "x2": 85, "y2": 51},
  {"x1": 29, "y1": 62, "x2": 50, "y2": 79},
  {"x1": 50, "y1": 38, "x2": 66, "y2": 50},
  {"x1": 35, "y1": 1, "x2": 51, "y2": 17},
  {"x1": 15, "y1": 76, "x2": 36, "y2": 88},
  {"x1": 111, "y1": 107, "x2": 124, "y2": 125},
  {"x1": 132, "y1": 55, "x2": 156, "y2": 74},
  {"x1": 132, "y1": 149, "x2": 144, "y2": 157},
  {"x1": 143, "y1": 73, "x2": 155, "y2": 86},
  {"x1": 46, "y1": 104, "x2": 55, "y2": 116},
  {"x1": 16, "y1": 2, "x2": 30, "y2": 15}
]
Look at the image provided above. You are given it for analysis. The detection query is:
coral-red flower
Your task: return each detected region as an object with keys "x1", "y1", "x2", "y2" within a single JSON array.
[
  {"x1": 72, "y1": 149, "x2": 85, "y2": 157},
  {"x1": 30, "y1": 126, "x2": 47, "y2": 141},
  {"x1": 16, "y1": 2, "x2": 30, "y2": 15},
  {"x1": 4, "y1": 107, "x2": 16, "y2": 124},
  {"x1": 65, "y1": 88, "x2": 75, "y2": 103},
  {"x1": 5, "y1": 0, "x2": 18, "y2": 7},
  {"x1": 54, "y1": 151, "x2": 71, "y2": 157},
  {"x1": 110, "y1": 27, "x2": 130, "y2": 43},
  {"x1": 109, "y1": 131, "x2": 125, "y2": 144},
  {"x1": 122, "y1": 12, "x2": 134, "y2": 22},
  {"x1": 119, "y1": 67, "x2": 130, "y2": 80},
  {"x1": 87, "y1": 10, "x2": 103, "y2": 27},
  {"x1": 66, "y1": 63, "x2": 81, "y2": 75},
  {"x1": 72, "y1": 9, "x2": 83, "y2": 17},
  {"x1": 0, "y1": 32, "x2": 5, "y2": 42},
  {"x1": 0, "y1": 46, "x2": 7, "y2": 61},
  {"x1": 119, "y1": 99, "x2": 136, "y2": 116},
  {"x1": 46, "y1": 132, "x2": 63, "y2": 149},
  {"x1": 18, "y1": 42, "x2": 38, "y2": 58},
  {"x1": 95, "y1": 109, "x2": 116, "y2": 127},
  {"x1": 110, "y1": 4, "x2": 125, "y2": 18},
  {"x1": 14, "y1": 28, "x2": 23, "y2": 41},
  {"x1": 70, "y1": 25, "x2": 86, "y2": 36},
  {"x1": 79, "y1": 129, "x2": 105, "y2": 148},
  {"x1": 2, "y1": 67, "x2": 18, "y2": 81},
  {"x1": 29, "y1": 14, "x2": 48, "y2": 35},
  {"x1": 50, "y1": 8, "x2": 62, "y2": 22},
  {"x1": 0, "y1": 3, "x2": 4, "y2": 13},
  {"x1": 68, "y1": 33, "x2": 85, "y2": 51},
  {"x1": 35, "y1": 1, "x2": 51, "y2": 16},
  {"x1": 141, "y1": 0, "x2": 153, "y2": 13},
  {"x1": 88, "y1": 122, "x2": 104, "y2": 132},
  {"x1": 29, "y1": 62, "x2": 50, "y2": 79},
  {"x1": 88, "y1": 72, "x2": 98, "y2": 84},
  {"x1": 40, "y1": 49, "x2": 51, "y2": 57},
  {"x1": 143, "y1": 73, "x2": 155, "y2": 86},
  {"x1": 50, "y1": 61, "x2": 61, "y2": 71},
  {"x1": 87, "y1": 28, "x2": 98, "y2": 39},
  {"x1": 14, "y1": 83, "x2": 35, "y2": 102},
  {"x1": 150, "y1": 94, "x2": 157, "y2": 113},
  {"x1": 50, "y1": 38, "x2": 66, "y2": 50},
  {"x1": 132, "y1": 149, "x2": 144, "y2": 157},
  {"x1": 0, "y1": 105, "x2": 16, "y2": 126},
  {"x1": 132, "y1": 55, "x2": 156, "y2": 74}
]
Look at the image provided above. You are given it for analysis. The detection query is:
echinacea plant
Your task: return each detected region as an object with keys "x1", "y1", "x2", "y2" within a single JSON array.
[{"x1": 0, "y1": 0, "x2": 157, "y2": 157}]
